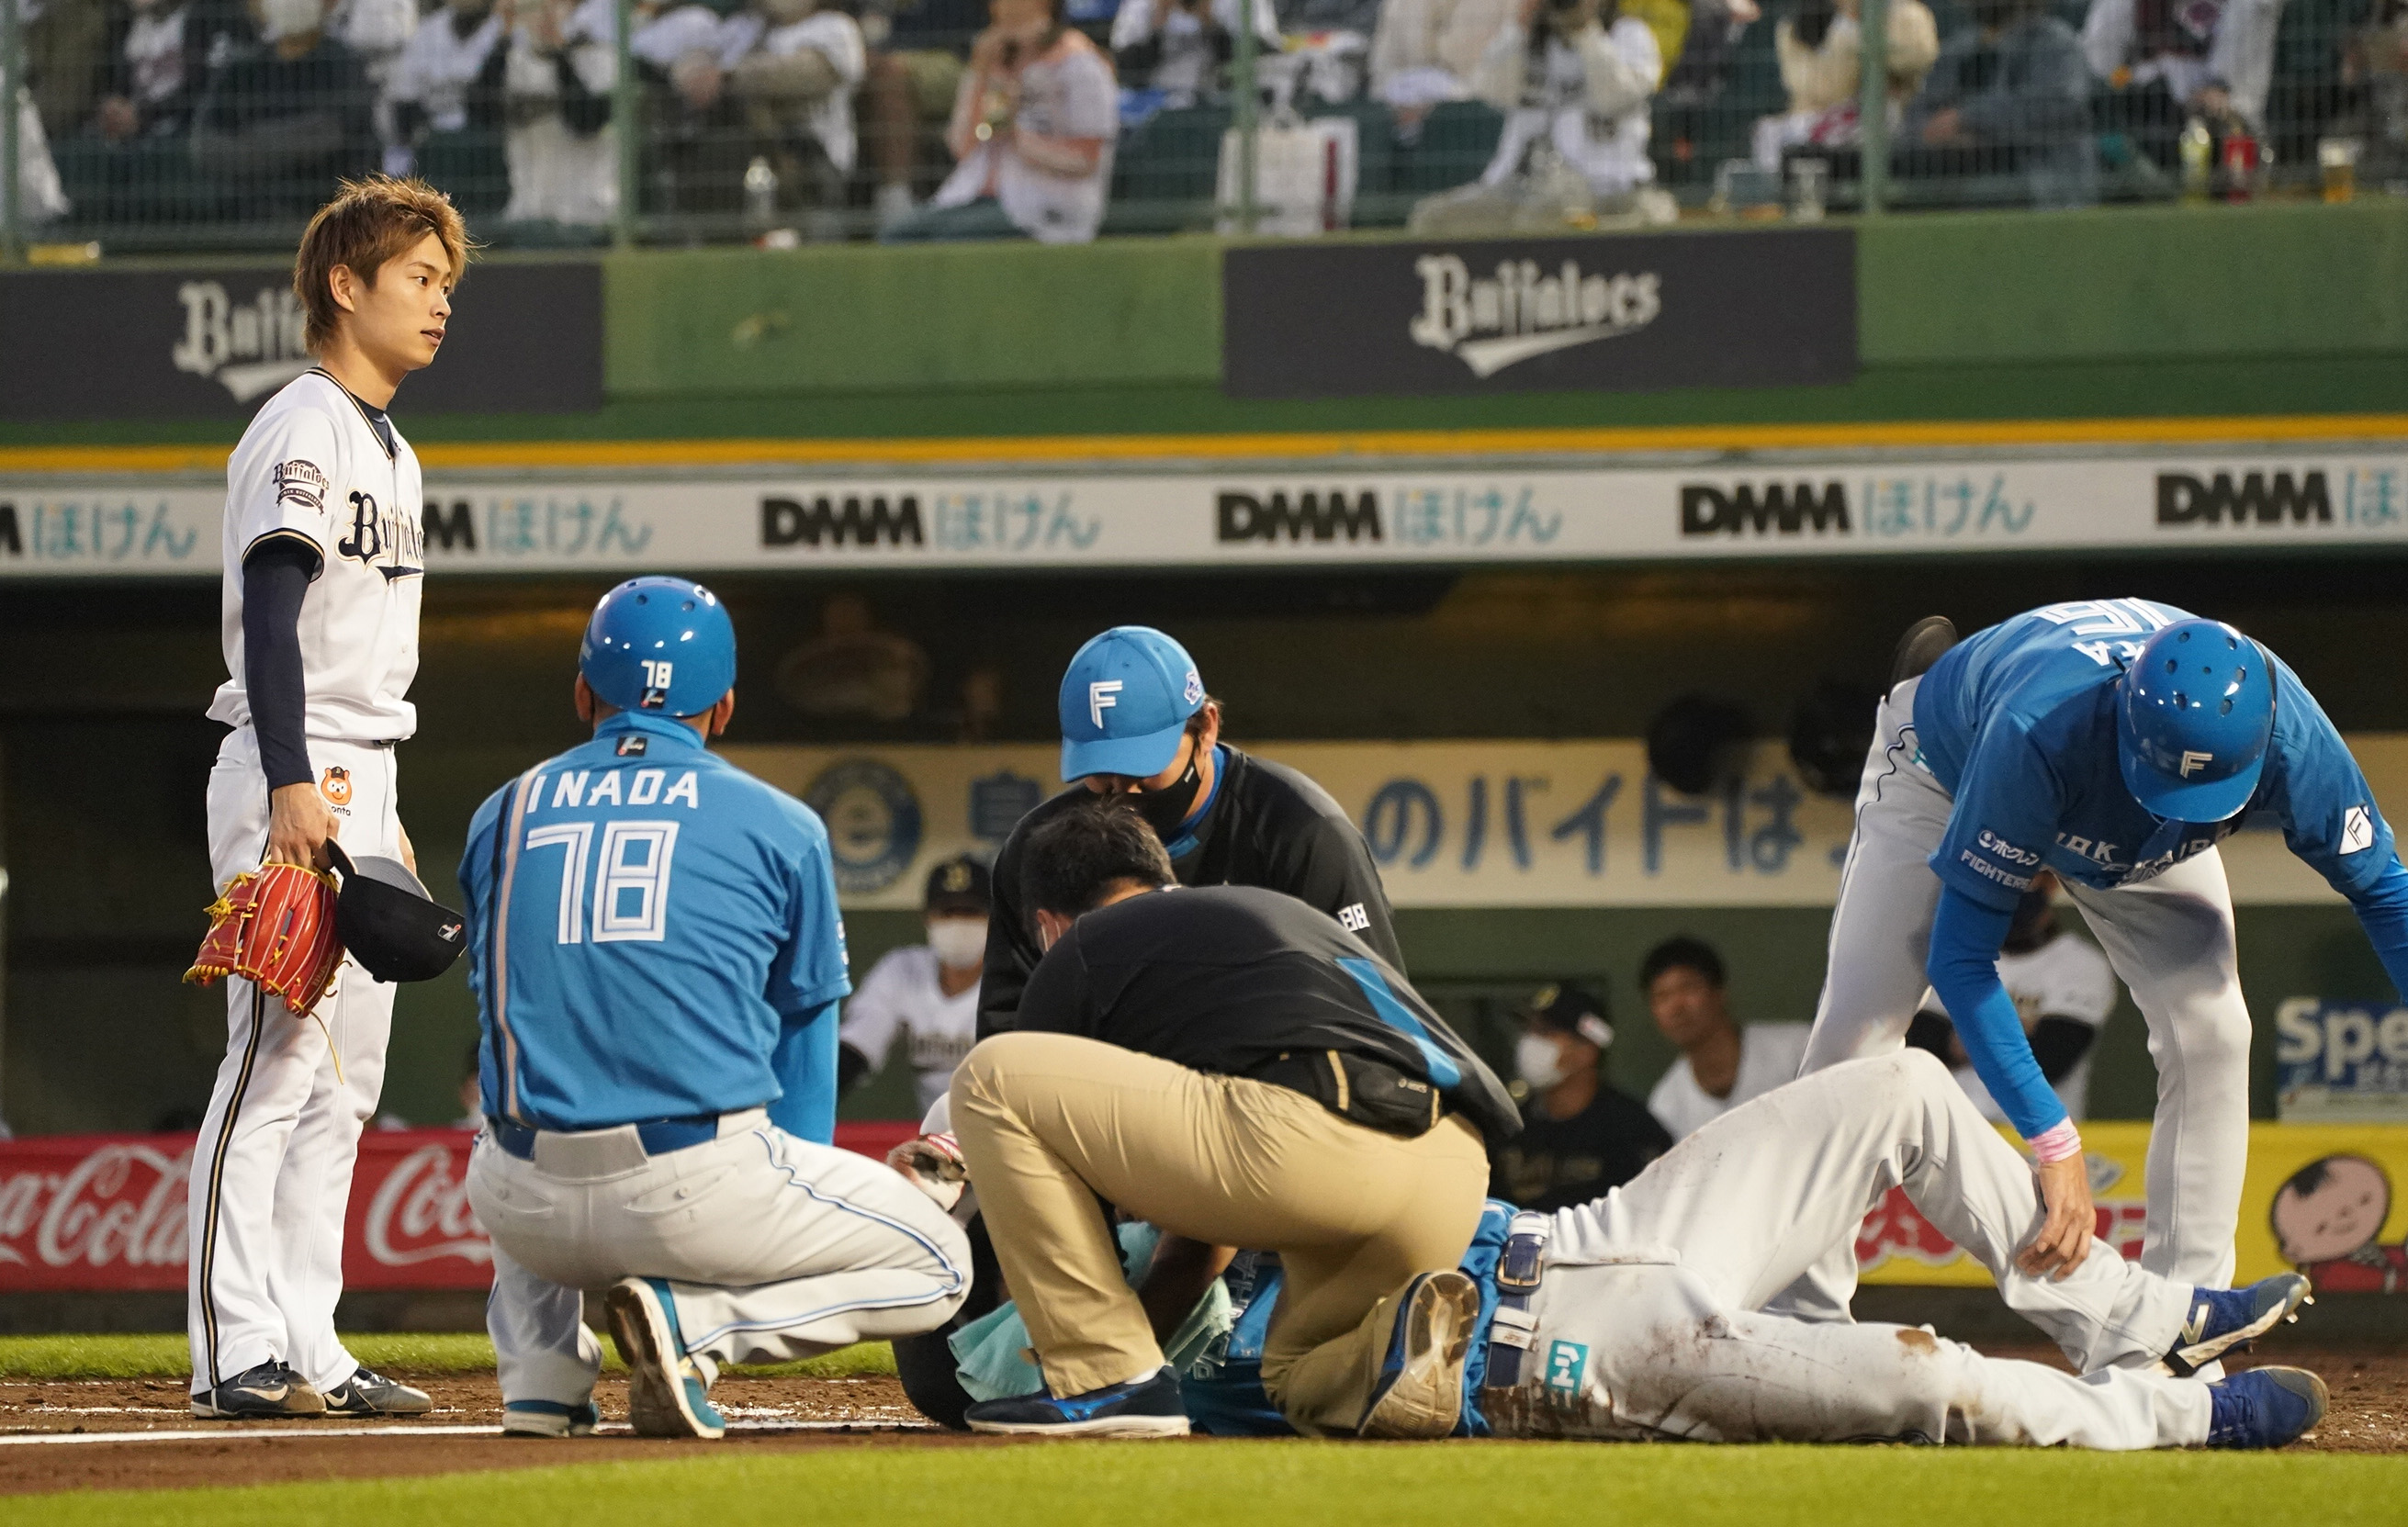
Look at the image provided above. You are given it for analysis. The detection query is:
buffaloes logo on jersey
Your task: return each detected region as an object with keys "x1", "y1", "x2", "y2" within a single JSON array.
[{"x1": 320, "y1": 765, "x2": 353, "y2": 807}]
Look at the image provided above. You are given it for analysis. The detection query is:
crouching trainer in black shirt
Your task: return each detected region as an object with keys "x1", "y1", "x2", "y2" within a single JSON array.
[{"x1": 947, "y1": 798, "x2": 1517, "y2": 1440}]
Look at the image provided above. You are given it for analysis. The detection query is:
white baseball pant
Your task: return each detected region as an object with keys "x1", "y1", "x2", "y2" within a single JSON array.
[
  {"x1": 1775, "y1": 677, "x2": 2249, "y2": 1324},
  {"x1": 468, "y1": 1111, "x2": 972, "y2": 1408},
  {"x1": 1490, "y1": 1050, "x2": 2211, "y2": 1448},
  {"x1": 187, "y1": 729, "x2": 401, "y2": 1396}
]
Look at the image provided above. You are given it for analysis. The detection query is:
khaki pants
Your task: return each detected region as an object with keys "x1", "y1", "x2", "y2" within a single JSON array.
[{"x1": 951, "y1": 1032, "x2": 1490, "y2": 1437}]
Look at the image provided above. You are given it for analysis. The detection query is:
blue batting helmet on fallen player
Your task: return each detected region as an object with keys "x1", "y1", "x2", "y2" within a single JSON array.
[
  {"x1": 2117, "y1": 618, "x2": 2275, "y2": 823},
  {"x1": 579, "y1": 576, "x2": 737, "y2": 717}
]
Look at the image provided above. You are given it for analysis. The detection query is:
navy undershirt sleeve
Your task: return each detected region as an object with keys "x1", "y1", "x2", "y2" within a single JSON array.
[
  {"x1": 242, "y1": 539, "x2": 320, "y2": 791},
  {"x1": 1926, "y1": 885, "x2": 2071, "y2": 1140}
]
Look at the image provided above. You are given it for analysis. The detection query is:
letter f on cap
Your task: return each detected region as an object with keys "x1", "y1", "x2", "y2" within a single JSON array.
[{"x1": 1090, "y1": 679, "x2": 1123, "y2": 729}]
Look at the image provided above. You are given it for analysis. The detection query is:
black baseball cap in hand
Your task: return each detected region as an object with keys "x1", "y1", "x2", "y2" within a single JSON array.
[{"x1": 326, "y1": 842, "x2": 468, "y2": 983}]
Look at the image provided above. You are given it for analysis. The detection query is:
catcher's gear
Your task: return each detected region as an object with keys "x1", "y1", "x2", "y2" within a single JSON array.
[
  {"x1": 185, "y1": 862, "x2": 344, "y2": 1017},
  {"x1": 326, "y1": 842, "x2": 467, "y2": 983}
]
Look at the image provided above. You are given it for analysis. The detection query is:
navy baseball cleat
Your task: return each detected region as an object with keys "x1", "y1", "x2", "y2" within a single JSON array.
[
  {"x1": 2205, "y1": 1366, "x2": 2327, "y2": 1449},
  {"x1": 323, "y1": 1366, "x2": 433, "y2": 1416},
  {"x1": 962, "y1": 1365, "x2": 1190, "y2": 1437},
  {"x1": 1358, "y1": 1270, "x2": 1480, "y2": 1440},
  {"x1": 606, "y1": 1277, "x2": 726, "y2": 1440},
  {"x1": 2161, "y1": 1274, "x2": 2313, "y2": 1377},
  {"x1": 502, "y1": 1398, "x2": 602, "y2": 1438},
  {"x1": 191, "y1": 1361, "x2": 326, "y2": 1419}
]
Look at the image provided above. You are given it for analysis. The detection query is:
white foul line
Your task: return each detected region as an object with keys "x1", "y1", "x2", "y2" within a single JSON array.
[{"x1": 0, "y1": 1420, "x2": 931, "y2": 1447}]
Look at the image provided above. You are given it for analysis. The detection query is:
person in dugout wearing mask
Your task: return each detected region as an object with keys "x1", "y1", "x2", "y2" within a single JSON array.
[
  {"x1": 1488, "y1": 982, "x2": 1671, "y2": 1213},
  {"x1": 838, "y1": 855, "x2": 994, "y2": 1117}
]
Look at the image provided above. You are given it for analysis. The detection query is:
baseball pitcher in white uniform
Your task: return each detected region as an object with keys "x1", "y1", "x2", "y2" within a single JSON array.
[{"x1": 187, "y1": 176, "x2": 468, "y2": 1420}]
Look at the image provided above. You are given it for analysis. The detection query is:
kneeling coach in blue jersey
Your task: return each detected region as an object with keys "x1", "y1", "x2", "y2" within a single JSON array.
[
  {"x1": 461, "y1": 578, "x2": 970, "y2": 1440},
  {"x1": 1789, "y1": 600, "x2": 2408, "y2": 1330}
]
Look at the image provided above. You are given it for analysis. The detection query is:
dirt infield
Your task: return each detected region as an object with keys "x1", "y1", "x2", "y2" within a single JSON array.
[{"x1": 3, "y1": 1353, "x2": 2402, "y2": 1496}]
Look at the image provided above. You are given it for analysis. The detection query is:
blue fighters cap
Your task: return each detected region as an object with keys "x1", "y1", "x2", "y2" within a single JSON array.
[{"x1": 1057, "y1": 626, "x2": 1205, "y2": 780}]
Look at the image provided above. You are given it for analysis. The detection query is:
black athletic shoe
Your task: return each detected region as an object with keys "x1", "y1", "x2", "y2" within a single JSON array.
[
  {"x1": 192, "y1": 1361, "x2": 327, "y2": 1420},
  {"x1": 963, "y1": 1365, "x2": 1190, "y2": 1437},
  {"x1": 1891, "y1": 615, "x2": 1959, "y2": 687},
  {"x1": 502, "y1": 1398, "x2": 602, "y2": 1438},
  {"x1": 1358, "y1": 1270, "x2": 1480, "y2": 1440},
  {"x1": 323, "y1": 1366, "x2": 434, "y2": 1416}
]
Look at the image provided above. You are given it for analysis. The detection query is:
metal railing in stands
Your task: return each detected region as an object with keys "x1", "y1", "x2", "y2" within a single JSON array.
[{"x1": 0, "y1": 0, "x2": 2397, "y2": 260}]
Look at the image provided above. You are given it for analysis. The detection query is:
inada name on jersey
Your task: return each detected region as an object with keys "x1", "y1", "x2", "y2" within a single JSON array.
[{"x1": 527, "y1": 766, "x2": 705, "y2": 811}]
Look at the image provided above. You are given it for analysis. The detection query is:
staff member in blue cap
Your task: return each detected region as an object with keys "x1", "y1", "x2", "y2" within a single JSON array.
[
  {"x1": 1778, "y1": 600, "x2": 2408, "y2": 1341},
  {"x1": 891, "y1": 625, "x2": 1401, "y2": 1430},
  {"x1": 977, "y1": 624, "x2": 1401, "y2": 1035}
]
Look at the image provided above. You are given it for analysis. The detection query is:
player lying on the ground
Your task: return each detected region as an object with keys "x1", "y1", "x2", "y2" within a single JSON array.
[
  {"x1": 459, "y1": 578, "x2": 971, "y2": 1441},
  {"x1": 1792, "y1": 601, "x2": 2408, "y2": 1326},
  {"x1": 948, "y1": 797, "x2": 1521, "y2": 1439},
  {"x1": 906, "y1": 1045, "x2": 2323, "y2": 1448},
  {"x1": 1474, "y1": 1047, "x2": 2321, "y2": 1449}
]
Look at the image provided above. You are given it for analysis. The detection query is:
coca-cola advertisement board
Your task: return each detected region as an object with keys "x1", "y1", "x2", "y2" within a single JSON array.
[{"x1": 0, "y1": 1122, "x2": 919, "y2": 1294}]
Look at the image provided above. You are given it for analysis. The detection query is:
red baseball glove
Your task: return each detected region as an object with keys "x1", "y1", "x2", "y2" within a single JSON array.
[{"x1": 185, "y1": 863, "x2": 346, "y2": 1018}]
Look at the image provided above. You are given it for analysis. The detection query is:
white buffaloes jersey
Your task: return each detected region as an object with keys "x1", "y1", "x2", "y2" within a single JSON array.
[
  {"x1": 839, "y1": 945, "x2": 979, "y2": 1115},
  {"x1": 208, "y1": 368, "x2": 425, "y2": 743}
]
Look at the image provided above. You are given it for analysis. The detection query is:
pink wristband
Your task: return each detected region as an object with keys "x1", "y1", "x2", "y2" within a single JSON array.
[{"x1": 2030, "y1": 1120, "x2": 2083, "y2": 1164}]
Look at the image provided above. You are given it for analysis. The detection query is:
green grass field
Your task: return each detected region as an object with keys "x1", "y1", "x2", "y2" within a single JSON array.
[
  {"x1": 7, "y1": 1440, "x2": 2405, "y2": 1527},
  {"x1": 0, "y1": 1332, "x2": 896, "y2": 1381}
]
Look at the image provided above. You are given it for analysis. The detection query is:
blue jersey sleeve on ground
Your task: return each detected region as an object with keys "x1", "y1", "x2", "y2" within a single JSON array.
[{"x1": 1927, "y1": 887, "x2": 2069, "y2": 1140}]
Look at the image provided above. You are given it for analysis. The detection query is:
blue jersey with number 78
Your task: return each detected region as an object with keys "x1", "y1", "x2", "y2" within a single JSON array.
[{"x1": 460, "y1": 711, "x2": 850, "y2": 1131}]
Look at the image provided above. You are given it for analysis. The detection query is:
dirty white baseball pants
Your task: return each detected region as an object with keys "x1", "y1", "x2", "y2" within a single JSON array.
[
  {"x1": 188, "y1": 729, "x2": 400, "y2": 1398},
  {"x1": 469, "y1": 1111, "x2": 971, "y2": 1408},
  {"x1": 1490, "y1": 1051, "x2": 2211, "y2": 1448},
  {"x1": 1776, "y1": 676, "x2": 2249, "y2": 1324}
]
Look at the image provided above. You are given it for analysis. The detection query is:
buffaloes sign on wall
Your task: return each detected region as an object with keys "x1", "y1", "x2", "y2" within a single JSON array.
[
  {"x1": 1221, "y1": 229, "x2": 1857, "y2": 399},
  {"x1": 0, "y1": 262, "x2": 603, "y2": 421}
]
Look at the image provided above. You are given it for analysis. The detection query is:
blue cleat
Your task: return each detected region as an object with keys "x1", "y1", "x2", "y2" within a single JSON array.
[
  {"x1": 606, "y1": 1277, "x2": 726, "y2": 1440},
  {"x1": 2162, "y1": 1273, "x2": 2312, "y2": 1378},
  {"x1": 963, "y1": 1365, "x2": 1190, "y2": 1437},
  {"x1": 2206, "y1": 1367, "x2": 2327, "y2": 1449},
  {"x1": 1358, "y1": 1270, "x2": 1480, "y2": 1440},
  {"x1": 501, "y1": 1398, "x2": 602, "y2": 1438}
]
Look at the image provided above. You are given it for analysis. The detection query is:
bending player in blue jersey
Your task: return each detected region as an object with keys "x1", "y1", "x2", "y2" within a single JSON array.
[
  {"x1": 1790, "y1": 600, "x2": 2408, "y2": 1328},
  {"x1": 460, "y1": 578, "x2": 970, "y2": 1440}
]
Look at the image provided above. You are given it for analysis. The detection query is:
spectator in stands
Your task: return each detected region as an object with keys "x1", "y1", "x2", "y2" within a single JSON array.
[
  {"x1": 1111, "y1": 0, "x2": 1279, "y2": 109},
  {"x1": 1408, "y1": 0, "x2": 1669, "y2": 230},
  {"x1": 1488, "y1": 982, "x2": 1672, "y2": 1214},
  {"x1": 1659, "y1": 0, "x2": 1761, "y2": 179},
  {"x1": 191, "y1": 0, "x2": 378, "y2": 214},
  {"x1": 625, "y1": 1, "x2": 756, "y2": 214},
  {"x1": 329, "y1": 0, "x2": 422, "y2": 163},
  {"x1": 1750, "y1": 0, "x2": 1937, "y2": 174},
  {"x1": 883, "y1": 0, "x2": 1117, "y2": 241},
  {"x1": 1902, "y1": 0, "x2": 2095, "y2": 207},
  {"x1": 24, "y1": 0, "x2": 111, "y2": 142},
  {"x1": 861, "y1": 0, "x2": 989, "y2": 229},
  {"x1": 1904, "y1": 871, "x2": 2119, "y2": 1125},
  {"x1": 96, "y1": 0, "x2": 254, "y2": 141},
  {"x1": 724, "y1": 0, "x2": 871, "y2": 231},
  {"x1": 2357, "y1": 0, "x2": 2408, "y2": 184},
  {"x1": 384, "y1": 0, "x2": 508, "y2": 177},
  {"x1": 500, "y1": 0, "x2": 619, "y2": 228},
  {"x1": 2085, "y1": 0, "x2": 2283, "y2": 163},
  {"x1": 1640, "y1": 935, "x2": 1812, "y2": 1141},
  {"x1": 1370, "y1": 0, "x2": 1512, "y2": 125}
]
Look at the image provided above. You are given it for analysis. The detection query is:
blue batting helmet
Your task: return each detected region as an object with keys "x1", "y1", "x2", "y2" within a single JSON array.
[
  {"x1": 2116, "y1": 618, "x2": 2275, "y2": 823},
  {"x1": 579, "y1": 577, "x2": 737, "y2": 717}
]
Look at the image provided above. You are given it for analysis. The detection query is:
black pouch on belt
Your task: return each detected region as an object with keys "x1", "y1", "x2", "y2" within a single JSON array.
[{"x1": 1250, "y1": 1050, "x2": 1444, "y2": 1138}]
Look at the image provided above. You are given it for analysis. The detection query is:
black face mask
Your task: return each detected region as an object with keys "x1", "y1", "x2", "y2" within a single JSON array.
[{"x1": 1131, "y1": 737, "x2": 1205, "y2": 841}]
